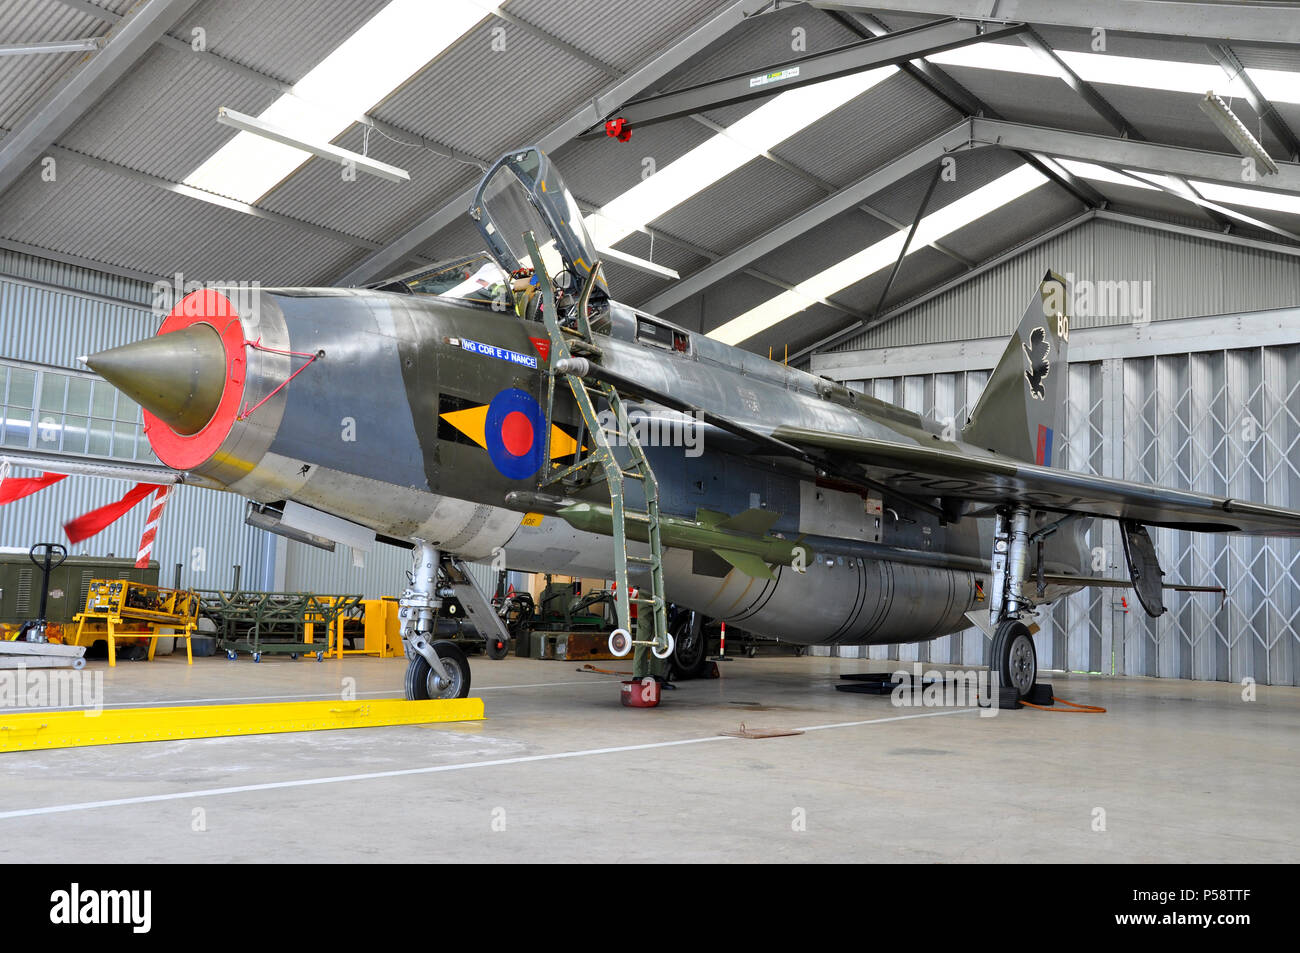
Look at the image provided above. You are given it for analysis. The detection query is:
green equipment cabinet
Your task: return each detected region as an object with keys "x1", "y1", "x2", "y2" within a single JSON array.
[{"x1": 0, "y1": 550, "x2": 158, "y2": 634}]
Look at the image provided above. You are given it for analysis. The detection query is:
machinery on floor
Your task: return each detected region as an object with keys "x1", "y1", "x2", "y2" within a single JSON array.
[
  {"x1": 59, "y1": 145, "x2": 1300, "y2": 706},
  {"x1": 71, "y1": 577, "x2": 200, "y2": 666}
]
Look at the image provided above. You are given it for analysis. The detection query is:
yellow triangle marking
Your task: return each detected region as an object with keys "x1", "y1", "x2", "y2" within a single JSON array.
[
  {"x1": 550, "y1": 424, "x2": 580, "y2": 459},
  {"x1": 439, "y1": 405, "x2": 489, "y2": 450}
]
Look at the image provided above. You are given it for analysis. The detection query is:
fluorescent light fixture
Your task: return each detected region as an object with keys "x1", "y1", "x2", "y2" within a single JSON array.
[
  {"x1": 0, "y1": 38, "x2": 104, "y2": 56},
  {"x1": 927, "y1": 44, "x2": 1300, "y2": 107},
  {"x1": 597, "y1": 244, "x2": 679, "y2": 280},
  {"x1": 585, "y1": 67, "x2": 899, "y2": 249},
  {"x1": 185, "y1": 0, "x2": 501, "y2": 202},
  {"x1": 215, "y1": 106, "x2": 410, "y2": 183},
  {"x1": 1198, "y1": 91, "x2": 1279, "y2": 175},
  {"x1": 708, "y1": 164, "x2": 1049, "y2": 346}
]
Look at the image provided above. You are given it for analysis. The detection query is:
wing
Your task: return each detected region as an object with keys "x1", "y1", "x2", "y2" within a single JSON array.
[{"x1": 772, "y1": 426, "x2": 1300, "y2": 538}]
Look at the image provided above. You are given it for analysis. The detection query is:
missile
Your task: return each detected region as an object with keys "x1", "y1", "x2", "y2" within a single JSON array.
[{"x1": 506, "y1": 490, "x2": 808, "y2": 580}]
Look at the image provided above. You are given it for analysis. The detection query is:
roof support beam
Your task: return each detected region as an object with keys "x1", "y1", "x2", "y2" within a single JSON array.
[
  {"x1": 793, "y1": 205, "x2": 1300, "y2": 364},
  {"x1": 0, "y1": 0, "x2": 200, "y2": 199},
  {"x1": 790, "y1": 208, "x2": 1095, "y2": 363},
  {"x1": 639, "y1": 121, "x2": 978, "y2": 314},
  {"x1": 1018, "y1": 27, "x2": 1234, "y2": 232},
  {"x1": 969, "y1": 117, "x2": 1300, "y2": 193},
  {"x1": 333, "y1": 0, "x2": 775, "y2": 287},
  {"x1": 581, "y1": 17, "x2": 1027, "y2": 137},
  {"x1": 828, "y1": 9, "x2": 1104, "y2": 209},
  {"x1": 812, "y1": 1, "x2": 1300, "y2": 45}
]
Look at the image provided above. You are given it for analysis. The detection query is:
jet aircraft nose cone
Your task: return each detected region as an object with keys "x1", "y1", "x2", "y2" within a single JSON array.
[{"x1": 83, "y1": 324, "x2": 227, "y2": 435}]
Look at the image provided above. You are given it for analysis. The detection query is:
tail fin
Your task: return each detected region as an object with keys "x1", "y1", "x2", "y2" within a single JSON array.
[{"x1": 962, "y1": 270, "x2": 1069, "y2": 466}]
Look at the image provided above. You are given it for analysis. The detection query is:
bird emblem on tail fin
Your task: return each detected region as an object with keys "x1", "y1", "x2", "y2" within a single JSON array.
[{"x1": 1022, "y1": 327, "x2": 1051, "y2": 400}]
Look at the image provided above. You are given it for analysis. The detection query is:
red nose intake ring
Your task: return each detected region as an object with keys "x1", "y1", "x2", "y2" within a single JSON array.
[{"x1": 82, "y1": 289, "x2": 248, "y2": 471}]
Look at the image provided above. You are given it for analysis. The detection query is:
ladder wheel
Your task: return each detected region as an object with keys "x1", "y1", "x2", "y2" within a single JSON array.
[
  {"x1": 608, "y1": 628, "x2": 632, "y2": 658},
  {"x1": 485, "y1": 636, "x2": 510, "y2": 660},
  {"x1": 651, "y1": 631, "x2": 675, "y2": 660}
]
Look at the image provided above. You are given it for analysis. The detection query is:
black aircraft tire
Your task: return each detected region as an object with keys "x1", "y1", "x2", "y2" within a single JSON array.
[
  {"x1": 669, "y1": 614, "x2": 709, "y2": 680},
  {"x1": 405, "y1": 641, "x2": 472, "y2": 700},
  {"x1": 990, "y1": 620, "x2": 1037, "y2": 700}
]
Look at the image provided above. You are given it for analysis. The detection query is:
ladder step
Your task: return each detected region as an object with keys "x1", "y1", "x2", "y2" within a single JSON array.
[
  {"x1": 626, "y1": 555, "x2": 656, "y2": 564},
  {"x1": 619, "y1": 469, "x2": 645, "y2": 480}
]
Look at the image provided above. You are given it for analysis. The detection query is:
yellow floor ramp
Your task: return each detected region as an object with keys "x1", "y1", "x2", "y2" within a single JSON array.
[{"x1": 0, "y1": 697, "x2": 484, "y2": 753}]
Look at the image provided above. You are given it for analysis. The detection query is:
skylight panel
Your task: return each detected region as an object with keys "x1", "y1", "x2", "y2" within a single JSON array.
[
  {"x1": 708, "y1": 164, "x2": 1049, "y2": 346},
  {"x1": 927, "y1": 43, "x2": 1300, "y2": 107},
  {"x1": 1190, "y1": 179, "x2": 1300, "y2": 216},
  {"x1": 184, "y1": 0, "x2": 501, "y2": 203}
]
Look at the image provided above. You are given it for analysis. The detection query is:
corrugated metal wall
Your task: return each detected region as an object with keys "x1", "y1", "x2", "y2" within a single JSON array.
[
  {"x1": 820, "y1": 330, "x2": 1300, "y2": 687},
  {"x1": 830, "y1": 218, "x2": 1300, "y2": 351}
]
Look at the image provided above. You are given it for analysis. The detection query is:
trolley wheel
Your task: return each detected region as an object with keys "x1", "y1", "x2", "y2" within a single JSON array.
[
  {"x1": 404, "y1": 641, "x2": 471, "y2": 700},
  {"x1": 253, "y1": 652, "x2": 261, "y2": 663},
  {"x1": 316, "y1": 651, "x2": 324, "y2": 662},
  {"x1": 485, "y1": 636, "x2": 510, "y2": 660},
  {"x1": 72, "y1": 657, "x2": 86, "y2": 671},
  {"x1": 746, "y1": 645, "x2": 757, "y2": 658},
  {"x1": 226, "y1": 649, "x2": 237, "y2": 660},
  {"x1": 290, "y1": 653, "x2": 299, "y2": 660}
]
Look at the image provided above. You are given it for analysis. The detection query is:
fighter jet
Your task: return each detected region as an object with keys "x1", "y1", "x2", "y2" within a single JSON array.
[{"x1": 70, "y1": 146, "x2": 1300, "y2": 703}]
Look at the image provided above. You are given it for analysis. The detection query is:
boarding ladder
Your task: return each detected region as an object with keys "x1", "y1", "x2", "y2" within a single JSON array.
[{"x1": 523, "y1": 232, "x2": 669, "y2": 676}]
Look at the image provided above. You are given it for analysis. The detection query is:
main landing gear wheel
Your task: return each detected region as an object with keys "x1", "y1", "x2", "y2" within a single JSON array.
[
  {"x1": 405, "y1": 640, "x2": 471, "y2": 700},
  {"x1": 991, "y1": 619, "x2": 1037, "y2": 700},
  {"x1": 485, "y1": 636, "x2": 510, "y2": 660},
  {"x1": 669, "y1": 616, "x2": 709, "y2": 679}
]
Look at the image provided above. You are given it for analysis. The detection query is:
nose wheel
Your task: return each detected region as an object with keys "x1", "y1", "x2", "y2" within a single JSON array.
[
  {"x1": 990, "y1": 619, "x2": 1037, "y2": 700},
  {"x1": 405, "y1": 640, "x2": 471, "y2": 700}
]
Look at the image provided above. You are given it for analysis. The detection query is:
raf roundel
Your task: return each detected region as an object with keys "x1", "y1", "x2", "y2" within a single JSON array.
[{"x1": 484, "y1": 388, "x2": 547, "y2": 479}]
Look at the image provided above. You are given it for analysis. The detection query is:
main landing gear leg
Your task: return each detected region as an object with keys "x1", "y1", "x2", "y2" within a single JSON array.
[
  {"x1": 987, "y1": 505, "x2": 1038, "y2": 700},
  {"x1": 399, "y1": 541, "x2": 471, "y2": 700}
]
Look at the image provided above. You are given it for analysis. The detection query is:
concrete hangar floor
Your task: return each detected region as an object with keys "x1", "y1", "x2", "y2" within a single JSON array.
[{"x1": 0, "y1": 653, "x2": 1294, "y2": 864}]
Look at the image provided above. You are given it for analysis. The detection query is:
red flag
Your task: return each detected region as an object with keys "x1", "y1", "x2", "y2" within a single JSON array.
[
  {"x1": 0, "y1": 471, "x2": 67, "y2": 504},
  {"x1": 64, "y1": 482, "x2": 163, "y2": 544}
]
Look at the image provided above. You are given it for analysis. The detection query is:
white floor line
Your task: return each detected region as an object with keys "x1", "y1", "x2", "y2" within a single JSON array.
[
  {"x1": 0, "y1": 679, "x2": 616, "y2": 713},
  {"x1": 0, "y1": 708, "x2": 971, "y2": 821}
]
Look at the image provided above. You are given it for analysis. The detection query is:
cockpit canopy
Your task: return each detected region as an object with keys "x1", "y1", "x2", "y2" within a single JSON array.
[
  {"x1": 469, "y1": 146, "x2": 608, "y2": 301},
  {"x1": 368, "y1": 252, "x2": 513, "y2": 307}
]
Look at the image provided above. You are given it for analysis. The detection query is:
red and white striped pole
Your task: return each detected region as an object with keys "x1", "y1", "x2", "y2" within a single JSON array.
[{"x1": 135, "y1": 485, "x2": 172, "y2": 568}]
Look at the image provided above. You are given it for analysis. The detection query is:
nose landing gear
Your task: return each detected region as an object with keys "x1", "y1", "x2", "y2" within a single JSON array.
[{"x1": 399, "y1": 541, "x2": 472, "y2": 700}]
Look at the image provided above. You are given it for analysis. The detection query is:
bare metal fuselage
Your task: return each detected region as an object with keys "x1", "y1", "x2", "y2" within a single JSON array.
[{"x1": 114, "y1": 286, "x2": 1090, "y2": 646}]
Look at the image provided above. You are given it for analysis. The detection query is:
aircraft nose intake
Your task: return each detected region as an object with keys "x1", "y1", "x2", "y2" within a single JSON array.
[{"x1": 83, "y1": 324, "x2": 227, "y2": 435}]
